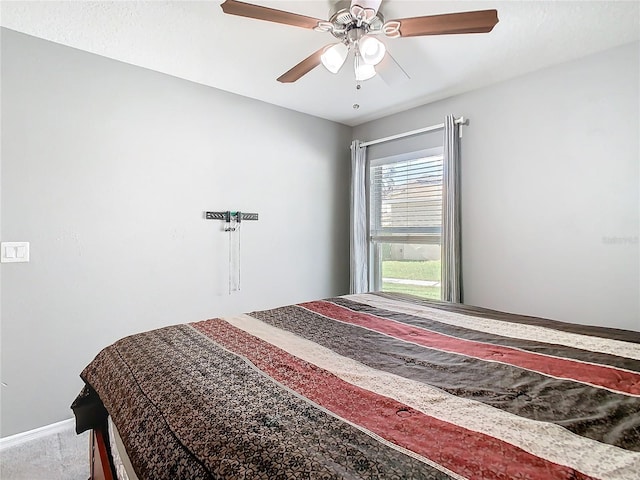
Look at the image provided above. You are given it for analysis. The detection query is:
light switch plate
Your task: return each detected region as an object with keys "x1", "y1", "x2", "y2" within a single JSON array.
[{"x1": 1, "y1": 242, "x2": 30, "y2": 263}]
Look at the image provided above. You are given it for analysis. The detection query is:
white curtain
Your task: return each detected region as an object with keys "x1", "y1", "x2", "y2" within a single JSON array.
[
  {"x1": 350, "y1": 140, "x2": 368, "y2": 293},
  {"x1": 441, "y1": 115, "x2": 462, "y2": 303}
]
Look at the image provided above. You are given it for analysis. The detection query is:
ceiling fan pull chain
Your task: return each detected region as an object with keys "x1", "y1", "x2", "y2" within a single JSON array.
[{"x1": 353, "y1": 73, "x2": 362, "y2": 110}]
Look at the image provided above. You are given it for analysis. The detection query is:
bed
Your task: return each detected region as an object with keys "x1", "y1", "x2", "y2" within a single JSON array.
[{"x1": 72, "y1": 292, "x2": 640, "y2": 480}]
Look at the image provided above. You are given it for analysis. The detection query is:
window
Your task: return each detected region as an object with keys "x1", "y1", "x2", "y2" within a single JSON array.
[{"x1": 369, "y1": 148, "x2": 443, "y2": 300}]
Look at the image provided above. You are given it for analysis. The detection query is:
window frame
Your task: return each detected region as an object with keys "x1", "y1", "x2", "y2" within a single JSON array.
[{"x1": 368, "y1": 147, "x2": 444, "y2": 293}]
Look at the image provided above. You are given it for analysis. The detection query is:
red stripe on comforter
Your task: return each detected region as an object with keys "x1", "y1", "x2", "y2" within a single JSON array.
[
  {"x1": 193, "y1": 319, "x2": 595, "y2": 480},
  {"x1": 301, "y1": 301, "x2": 640, "y2": 397}
]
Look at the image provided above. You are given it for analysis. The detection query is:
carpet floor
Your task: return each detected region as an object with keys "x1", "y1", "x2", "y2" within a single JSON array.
[{"x1": 0, "y1": 422, "x2": 89, "y2": 480}]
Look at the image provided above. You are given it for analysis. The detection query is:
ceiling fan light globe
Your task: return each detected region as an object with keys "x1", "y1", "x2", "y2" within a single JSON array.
[
  {"x1": 321, "y1": 43, "x2": 349, "y2": 74},
  {"x1": 359, "y1": 35, "x2": 386, "y2": 65},
  {"x1": 355, "y1": 62, "x2": 376, "y2": 81}
]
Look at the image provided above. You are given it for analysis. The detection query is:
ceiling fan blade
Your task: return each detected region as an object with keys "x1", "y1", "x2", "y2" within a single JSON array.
[
  {"x1": 376, "y1": 51, "x2": 410, "y2": 86},
  {"x1": 277, "y1": 46, "x2": 326, "y2": 83},
  {"x1": 220, "y1": 0, "x2": 323, "y2": 30},
  {"x1": 392, "y1": 10, "x2": 498, "y2": 37}
]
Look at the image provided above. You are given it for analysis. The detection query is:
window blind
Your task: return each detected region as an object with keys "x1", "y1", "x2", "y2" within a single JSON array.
[{"x1": 370, "y1": 154, "x2": 443, "y2": 236}]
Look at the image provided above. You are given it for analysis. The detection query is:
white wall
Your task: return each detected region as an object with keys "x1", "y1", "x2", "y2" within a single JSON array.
[
  {"x1": 354, "y1": 41, "x2": 640, "y2": 332},
  {"x1": 0, "y1": 29, "x2": 351, "y2": 437}
]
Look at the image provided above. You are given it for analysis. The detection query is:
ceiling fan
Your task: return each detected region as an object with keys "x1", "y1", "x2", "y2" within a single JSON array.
[{"x1": 220, "y1": 0, "x2": 499, "y2": 85}]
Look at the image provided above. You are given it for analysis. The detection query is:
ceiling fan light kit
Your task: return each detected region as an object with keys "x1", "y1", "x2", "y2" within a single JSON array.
[
  {"x1": 321, "y1": 42, "x2": 349, "y2": 73},
  {"x1": 354, "y1": 53, "x2": 376, "y2": 81},
  {"x1": 220, "y1": 0, "x2": 499, "y2": 86},
  {"x1": 359, "y1": 35, "x2": 386, "y2": 65}
]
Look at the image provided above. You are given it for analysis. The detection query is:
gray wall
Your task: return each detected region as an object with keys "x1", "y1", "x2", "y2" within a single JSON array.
[
  {"x1": 355, "y1": 41, "x2": 640, "y2": 332},
  {"x1": 2, "y1": 28, "x2": 639, "y2": 438},
  {"x1": 0, "y1": 29, "x2": 351, "y2": 437}
]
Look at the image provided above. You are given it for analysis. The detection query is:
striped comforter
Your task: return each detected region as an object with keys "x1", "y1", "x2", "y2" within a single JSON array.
[{"x1": 79, "y1": 293, "x2": 640, "y2": 480}]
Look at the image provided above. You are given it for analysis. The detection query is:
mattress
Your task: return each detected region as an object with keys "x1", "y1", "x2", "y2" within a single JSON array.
[{"x1": 73, "y1": 292, "x2": 640, "y2": 479}]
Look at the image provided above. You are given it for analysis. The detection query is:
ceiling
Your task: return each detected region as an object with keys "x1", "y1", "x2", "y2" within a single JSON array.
[{"x1": 1, "y1": 1, "x2": 638, "y2": 126}]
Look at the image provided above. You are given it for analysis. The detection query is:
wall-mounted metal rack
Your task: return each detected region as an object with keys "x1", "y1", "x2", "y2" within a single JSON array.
[
  {"x1": 205, "y1": 211, "x2": 259, "y2": 231},
  {"x1": 205, "y1": 211, "x2": 259, "y2": 222}
]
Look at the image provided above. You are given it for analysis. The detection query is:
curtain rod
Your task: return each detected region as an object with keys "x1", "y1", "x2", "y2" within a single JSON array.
[{"x1": 359, "y1": 116, "x2": 467, "y2": 148}]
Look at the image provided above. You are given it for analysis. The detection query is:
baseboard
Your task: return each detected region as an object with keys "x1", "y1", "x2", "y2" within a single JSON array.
[{"x1": 0, "y1": 418, "x2": 75, "y2": 451}]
